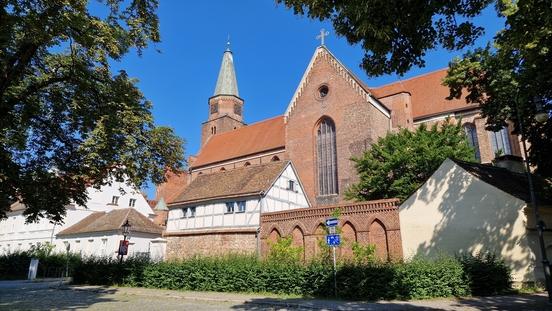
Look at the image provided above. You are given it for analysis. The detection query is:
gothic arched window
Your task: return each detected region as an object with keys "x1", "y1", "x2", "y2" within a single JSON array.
[
  {"x1": 463, "y1": 123, "x2": 480, "y2": 161},
  {"x1": 316, "y1": 117, "x2": 338, "y2": 196}
]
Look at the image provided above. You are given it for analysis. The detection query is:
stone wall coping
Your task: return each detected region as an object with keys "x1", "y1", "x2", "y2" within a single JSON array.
[
  {"x1": 261, "y1": 199, "x2": 400, "y2": 222},
  {"x1": 163, "y1": 227, "x2": 258, "y2": 237}
]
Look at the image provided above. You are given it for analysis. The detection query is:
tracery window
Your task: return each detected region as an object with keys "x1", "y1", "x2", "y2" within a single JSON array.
[{"x1": 316, "y1": 118, "x2": 338, "y2": 195}]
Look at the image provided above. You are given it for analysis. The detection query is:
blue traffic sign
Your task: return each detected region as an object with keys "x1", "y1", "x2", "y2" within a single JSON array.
[
  {"x1": 326, "y1": 234, "x2": 341, "y2": 247},
  {"x1": 325, "y1": 217, "x2": 338, "y2": 227}
]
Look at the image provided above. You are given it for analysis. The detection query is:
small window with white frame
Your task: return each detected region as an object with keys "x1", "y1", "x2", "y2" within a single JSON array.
[
  {"x1": 189, "y1": 207, "x2": 196, "y2": 218},
  {"x1": 111, "y1": 196, "x2": 119, "y2": 205},
  {"x1": 181, "y1": 207, "x2": 188, "y2": 218},
  {"x1": 128, "y1": 198, "x2": 136, "y2": 207},
  {"x1": 237, "y1": 201, "x2": 246, "y2": 213},
  {"x1": 225, "y1": 202, "x2": 235, "y2": 214}
]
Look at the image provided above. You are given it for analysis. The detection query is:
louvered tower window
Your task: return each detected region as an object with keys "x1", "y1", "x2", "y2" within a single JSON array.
[{"x1": 316, "y1": 118, "x2": 338, "y2": 195}]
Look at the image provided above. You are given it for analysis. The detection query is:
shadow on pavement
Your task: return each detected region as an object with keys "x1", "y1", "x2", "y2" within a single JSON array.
[
  {"x1": 231, "y1": 298, "x2": 444, "y2": 310},
  {"x1": 0, "y1": 286, "x2": 118, "y2": 310},
  {"x1": 452, "y1": 293, "x2": 550, "y2": 311}
]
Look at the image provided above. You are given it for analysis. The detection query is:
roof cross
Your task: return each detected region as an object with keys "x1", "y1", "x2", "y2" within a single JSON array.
[{"x1": 316, "y1": 28, "x2": 329, "y2": 46}]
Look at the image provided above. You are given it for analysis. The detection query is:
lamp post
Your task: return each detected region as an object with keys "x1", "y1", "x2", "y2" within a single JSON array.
[
  {"x1": 515, "y1": 95, "x2": 551, "y2": 301},
  {"x1": 118, "y1": 220, "x2": 131, "y2": 264}
]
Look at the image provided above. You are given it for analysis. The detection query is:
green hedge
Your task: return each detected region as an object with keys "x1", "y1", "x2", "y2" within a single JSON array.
[
  {"x1": 0, "y1": 251, "x2": 80, "y2": 280},
  {"x1": 71, "y1": 254, "x2": 510, "y2": 300},
  {"x1": 3, "y1": 251, "x2": 511, "y2": 300}
]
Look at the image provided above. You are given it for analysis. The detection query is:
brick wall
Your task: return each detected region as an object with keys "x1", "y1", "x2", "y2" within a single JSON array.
[
  {"x1": 164, "y1": 228, "x2": 257, "y2": 259},
  {"x1": 260, "y1": 199, "x2": 402, "y2": 261},
  {"x1": 416, "y1": 112, "x2": 522, "y2": 164},
  {"x1": 286, "y1": 49, "x2": 391, "y2": 205}
]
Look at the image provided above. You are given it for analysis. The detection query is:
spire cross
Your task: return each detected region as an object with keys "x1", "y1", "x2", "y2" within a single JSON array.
[
  {"x1": 226, "y1": 34, "x2": 231, "y2": 51},
  {"x1": 316, "y1": 28, "x2": 329, "y2": 46}
]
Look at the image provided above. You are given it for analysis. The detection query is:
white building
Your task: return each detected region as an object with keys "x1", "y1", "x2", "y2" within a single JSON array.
[
  {"x1": 56, "y1": 208, "x2": 163, "y2": 258},
  {"x1": 165, "y1": 161, "x2": 310, "y2": 258},
  {"x1": 399, "y1": 158, "x2": 552, "y2": 284},
  {"x1": 0, "y1": 180, "x2": 162, "y2": 257}
]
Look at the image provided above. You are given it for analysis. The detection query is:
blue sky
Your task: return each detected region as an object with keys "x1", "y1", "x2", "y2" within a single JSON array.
[{"x1": 106, "y1": 1, "x2": 504, "y2": 195}]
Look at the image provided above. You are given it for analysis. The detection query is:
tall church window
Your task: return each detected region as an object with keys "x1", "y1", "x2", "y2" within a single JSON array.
[
  {"x1": 489, "y1": 127, "x2": 512, "y2": 157},
  {"x1": 463, "y1": 123, "x2": 480, "y2": 161},
  {"x1": 316, "y1": 117, "x2": 338, "y2": 196}
]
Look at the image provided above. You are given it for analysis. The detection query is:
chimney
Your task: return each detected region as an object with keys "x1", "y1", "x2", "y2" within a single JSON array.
[{"x1": 493, "y1": 155, "x2": 526, "y2": 173}]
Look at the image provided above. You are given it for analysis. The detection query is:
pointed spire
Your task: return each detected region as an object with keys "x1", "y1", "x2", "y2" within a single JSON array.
[{"x1": 214, "y1": 39, "x2": 239, "y2": 97}]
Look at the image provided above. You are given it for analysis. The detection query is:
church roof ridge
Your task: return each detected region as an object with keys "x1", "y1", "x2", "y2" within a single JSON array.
[
  {"x1": 192, "y1": 116, "x2": 285, "y2": 168},
  {"x1": 213, "y1": 45, "x2": 239, "y2": 97},
  {"x1": 371, "y1": 67, "x2": 449, "y2": 92},
  {"x1": 284, "y1": 46, "x2": 390, "y2": 121}
]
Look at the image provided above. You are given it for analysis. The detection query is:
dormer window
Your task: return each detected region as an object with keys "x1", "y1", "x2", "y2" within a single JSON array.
[
  {"x1": 128, "y1": 198, "x2": 136, "y2": 207},
  {"x1": 111, "y1": 196, "x2": 119, "y2": 205}
]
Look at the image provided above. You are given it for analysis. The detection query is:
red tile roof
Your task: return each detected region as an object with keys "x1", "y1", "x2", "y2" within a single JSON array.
[
  {"x1": 372, "y1": 69, "x2": 477, "y2": 120},
  {"x1": 192, "y1": 116, "x2": 285, "y2": 168},
  {"x1": 170, "y1": 161, "x2": 288, "y2": 205},
  {"x1": 57, "y1": 208, "x2": 163, "y2": 236}
]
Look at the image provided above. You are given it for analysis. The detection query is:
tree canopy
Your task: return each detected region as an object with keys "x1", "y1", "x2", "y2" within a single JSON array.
[
  {"x1": 276, "y1": 0, "x2": 494, "y2": 76},
  {"x1": 444, "y1": 0, "x2": 552, "y2": 177},
  {"x1": 0, "y1": 0, "x2": 184, "y2": 223},
  {"x1": 346, "y1": 119, "x2": 476, "y2": 201}
]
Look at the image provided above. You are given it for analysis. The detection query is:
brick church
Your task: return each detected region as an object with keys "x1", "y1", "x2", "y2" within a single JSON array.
[{"x1": 157, "y1": 41, "x2": 522, "y2": 260}]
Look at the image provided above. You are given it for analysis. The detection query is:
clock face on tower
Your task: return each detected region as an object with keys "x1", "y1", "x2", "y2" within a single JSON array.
[{"x1": 234, "y1": 103, "x2": 242, "y2": 116}]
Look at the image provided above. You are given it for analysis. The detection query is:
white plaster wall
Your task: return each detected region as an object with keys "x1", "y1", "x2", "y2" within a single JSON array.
[
  {"x1": 399, "y1": 158, "x2": 538, "y2": 283},
  {"x1": 263, "y1": 164, "x2": 309, "y2": 212},
  {"x1": 58, "y1": 232, "x2": 159, "y2": 258},
  {"x1": 167, "y1": 197, "x2": 262, "y2": 231},
  {"x1": 85, "y1": 180, "x2": 155, "y2": 218}
]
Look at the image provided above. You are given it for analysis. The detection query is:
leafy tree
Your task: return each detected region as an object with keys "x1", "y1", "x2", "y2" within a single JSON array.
[
  {"x1": 276, "y1": 0, "x2": 493, "y2": 76},
  {"x1": 0, "y1": 0, "x2": 184, "y2": 223},
  {"x1": 346, "y1": 119, "x2": 475, "y2": 201},
  {"x1": 444, "y1": 0, "x2": 552, "y2": 178}
]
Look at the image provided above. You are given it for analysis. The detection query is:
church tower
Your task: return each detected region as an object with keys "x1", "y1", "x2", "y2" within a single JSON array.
[{"x1": 201, "y1": 42, "x2": 245, "y2": 147}]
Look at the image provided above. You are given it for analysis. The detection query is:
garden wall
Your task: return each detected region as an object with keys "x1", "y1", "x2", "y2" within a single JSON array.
[{"x1": 260, "y1": 199, "x2": 402, "y2": 261}]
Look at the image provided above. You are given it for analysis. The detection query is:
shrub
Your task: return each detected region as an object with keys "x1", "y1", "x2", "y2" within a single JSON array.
[
  {"x1": 458, "y1": 253, "x2": 512, "y2": 295},
  {"x1": 267, "y1": 237, "x2": 303, "y2": 264},
  {"x1": 72, "y1": 255, "x2": 150, "y2": 286},
  {"x1": 351, "y1": 242, "x2": 377, "y2": 264}
]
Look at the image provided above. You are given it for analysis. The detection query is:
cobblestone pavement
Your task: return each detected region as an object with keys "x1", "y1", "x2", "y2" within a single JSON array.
[{"x1": 0, "y1": 282, "x2": 550, "y2": 310}]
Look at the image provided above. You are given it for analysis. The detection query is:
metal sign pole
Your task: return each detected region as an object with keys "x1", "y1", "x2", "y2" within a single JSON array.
[{"x1": 332, "y1": 246, "x2": 337, "y2": 297}]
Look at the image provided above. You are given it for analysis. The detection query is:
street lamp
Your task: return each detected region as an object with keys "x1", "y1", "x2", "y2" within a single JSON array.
[
  {"x1": 118, "y1": 220, "x2": 131, "y2": 263},
  {"x1": 122, "y1": 219, "x2": 131, "y2": 236},
  {"x1": 515, "y1": 95, "x2": 551, "y2": 301}
]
